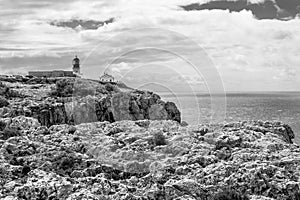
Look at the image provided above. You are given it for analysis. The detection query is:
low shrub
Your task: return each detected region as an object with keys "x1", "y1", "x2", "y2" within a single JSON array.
[
  {"x1": 96, "y1": 84, "x2": 108, "y2": 95},
  {"x1": 52, "y1": 152, "x2": 83, "y2": 176},
  {"x1": 105, "y1": 83, "x2": 120, "y2": 93},
  {"x1": 51, "y1": 78, "x2": 74, "y2": 97},
  {"x1": 73, "y1": 79, "x2": 96, "y2": 97},
  {"x1": 151, "y1": 131, "x2": 167, "y2": 146}
]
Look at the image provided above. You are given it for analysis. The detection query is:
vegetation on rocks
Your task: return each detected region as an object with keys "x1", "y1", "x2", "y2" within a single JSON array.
[
  {"x1": 151, "y1": 130, "x2": 167, "y2": 146},
  {"x1": 50, "y1": 78, "x2": 121, "y2": 97},
  {"x1": 51, "y1": 78, "x2": 75, "y2": 97}
]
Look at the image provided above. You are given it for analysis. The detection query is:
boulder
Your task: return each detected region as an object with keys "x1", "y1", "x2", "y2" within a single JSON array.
[
  {"x1": 165, "y1": 102, "x2": 181, "y2": 123},
  {"x1": 7, "y1": 116, "x2": 40, "y2": 130}
]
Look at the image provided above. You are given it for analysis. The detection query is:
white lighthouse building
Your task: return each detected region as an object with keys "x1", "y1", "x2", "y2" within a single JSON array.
[{"x1": 99, "y1": 72, "x2": 116, "y2": 83}]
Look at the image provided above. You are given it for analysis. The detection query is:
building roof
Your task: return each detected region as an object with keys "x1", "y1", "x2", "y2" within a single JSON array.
[
  {"x1": 100, "y1": 73, "x2": 114, "y2": 79},
  {"x1": 28, "y1": 70, "x2": 73, "y2": 73},
  {"x1": 73, "y1": 56, "x2": 80, "y2": 61}
]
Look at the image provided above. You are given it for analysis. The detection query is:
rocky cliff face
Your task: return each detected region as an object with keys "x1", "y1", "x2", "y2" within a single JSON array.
[
  {"x1": 0, "y1": 116, "x2": 299, "y2": 200},
  {"x1": 0, "y1": 76, "x2": 299, "y2": 200},
  {"x1": 0, "y1": 77, "x2": 181, "y2": 126},
  {"x1": 65, "y1": 90, "x2": 181, "y2": 125}
]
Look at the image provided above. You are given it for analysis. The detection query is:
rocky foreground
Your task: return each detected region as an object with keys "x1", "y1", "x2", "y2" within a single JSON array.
[
  {"x1": 0, "y1": 117, "x2": 299, "y2": 200},
  {"x1": 0, "y1": 76, "x2": 299, "y2": 200}
]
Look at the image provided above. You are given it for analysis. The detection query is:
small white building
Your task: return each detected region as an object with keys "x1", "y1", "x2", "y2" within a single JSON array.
[{"x1": 99, "y1": 72, "x2": 116, "y2": 83}]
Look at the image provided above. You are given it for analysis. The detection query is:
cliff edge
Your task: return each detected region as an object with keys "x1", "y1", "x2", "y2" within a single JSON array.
[{"x1": 0, "y1": 76, "x2": 181, "y2": 126}]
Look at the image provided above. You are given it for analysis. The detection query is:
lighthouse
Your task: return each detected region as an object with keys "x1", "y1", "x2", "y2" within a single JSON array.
[{"x1": 72, "y1": 55, "x2": 80, "y2": 74}]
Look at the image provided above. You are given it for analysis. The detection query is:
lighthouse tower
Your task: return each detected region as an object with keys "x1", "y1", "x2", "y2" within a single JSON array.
[{"x1": 72, "y1": 55, "x2": 80, "y2": 74}]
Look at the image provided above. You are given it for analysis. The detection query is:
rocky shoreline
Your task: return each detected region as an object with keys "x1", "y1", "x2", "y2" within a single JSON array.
[
  {"x1": 0, "y1": 76, "x2": 181, "y2": 126},
  {"x1": 0, "y1": 76, "x2": 299, "y2": 200}
]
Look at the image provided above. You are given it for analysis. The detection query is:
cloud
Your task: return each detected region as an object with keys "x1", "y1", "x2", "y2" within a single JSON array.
[
  {"x1": 273, "y1": 68, "x2": 296, "y2": 81},
  {"x1": 110, "y1": 62, "x2": 132, "y2": 74},
  {"x1": 180, "y1": 0, "x2": 300, "y2": 20},
  {"x1": 113, "y1": 63, "x2": 207, "y2": 93},
  {"x1": 0, "y1": 0, "x2": 300, "y2": 91},
  {"x1": 0, "y1": 48, "x2": 33, "y2": 51},
  {"x1": 50, "y1": 18, "x2": 114, "y2": 30},
  {"x1": 0, "y1": 54, "x2": 74, "y2": 72}
]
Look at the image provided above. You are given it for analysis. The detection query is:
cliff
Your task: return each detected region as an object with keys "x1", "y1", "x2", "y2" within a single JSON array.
[
  {"x1": 0, "y1": 76, "x2": 181, "y2": 126},
  {"x1": 0, "y1": 76, "x2": 299, "y2": 200}
]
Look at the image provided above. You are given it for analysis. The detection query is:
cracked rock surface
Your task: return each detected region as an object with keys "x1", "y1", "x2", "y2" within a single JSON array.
[{"x1": 0, "y1": 117, "x2": 299, "y2": 200}]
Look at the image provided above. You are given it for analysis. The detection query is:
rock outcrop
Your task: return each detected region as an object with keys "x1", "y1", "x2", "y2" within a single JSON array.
[
  {"x1": 0, "y1": 118, "x2": 299, "y2": 199},
  {"x1": 0, "y1": 77, "x2": 181, "y2": 126}
]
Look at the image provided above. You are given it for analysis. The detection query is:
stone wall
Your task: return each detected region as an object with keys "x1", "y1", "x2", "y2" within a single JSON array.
[{"x1": 29, "y1": 70, "x2": 75, "y2": 78}]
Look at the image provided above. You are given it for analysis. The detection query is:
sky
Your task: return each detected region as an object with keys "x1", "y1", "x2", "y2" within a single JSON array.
[{"x1": 0, "y1": 0, "x2": 300, "y2": 92}]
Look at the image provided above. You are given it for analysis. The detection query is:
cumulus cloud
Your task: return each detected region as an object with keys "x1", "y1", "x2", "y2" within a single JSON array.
[
  {"x1": 110, "y1": 62, "x2": 132, "y2": 73},
  {"x1": 0, "y1": 0, "x2": 300, "y2": 91},
  {"x1": 180, "y1": 0, "x2": 300, "y2": 20}
]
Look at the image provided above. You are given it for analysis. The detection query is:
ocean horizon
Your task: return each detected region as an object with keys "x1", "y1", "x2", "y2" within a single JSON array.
[{"x1": 159, "y1": 91, "x2": 300, "y2": 144}]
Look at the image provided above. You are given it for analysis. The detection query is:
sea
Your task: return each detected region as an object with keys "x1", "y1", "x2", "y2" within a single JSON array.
[{"x1": 160, "y1": 92, "x2": 300, "y2": 144}]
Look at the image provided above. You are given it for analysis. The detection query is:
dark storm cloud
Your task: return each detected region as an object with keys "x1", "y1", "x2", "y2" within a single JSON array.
[
  {"x1": 50, "y1": 18, "x2": 114, "y2": 30},
  {"x1": 180, "y1": 0, "x2": 300, "y2": 20}
]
